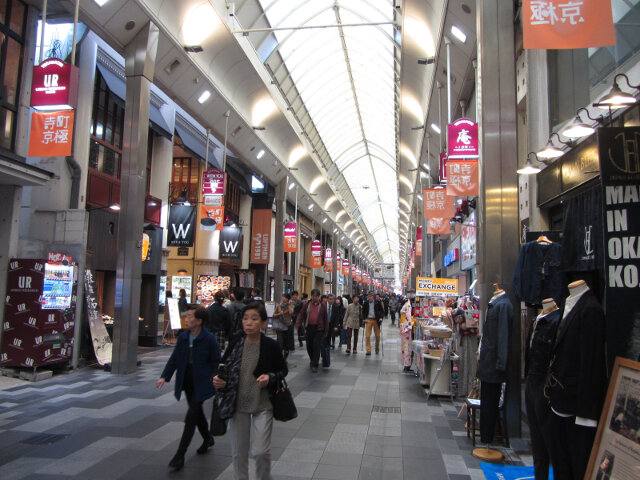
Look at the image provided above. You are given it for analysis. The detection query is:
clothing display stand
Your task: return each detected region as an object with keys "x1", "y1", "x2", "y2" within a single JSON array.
[
  {"x1": 424, "y1": 342, "x2": 459, "y2": 402},
  {"x1": 473, "y1": 445, "x2": 503, "y2": 461}
]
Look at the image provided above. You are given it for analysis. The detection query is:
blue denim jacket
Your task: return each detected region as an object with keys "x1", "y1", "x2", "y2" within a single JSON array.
[{"x1": 513, "y1": 241, "x2": 568, "y2": 306}]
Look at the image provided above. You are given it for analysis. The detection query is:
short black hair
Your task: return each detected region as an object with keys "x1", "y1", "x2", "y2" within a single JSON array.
[
  {"x1": 179, "y1": 288, "x2": 187, "y2": 296},
  {"x1": 243, "y1": 301, "x2": 267, "y2": 322},
  {"x1": 187, "y1": 306, "x2": 208, "y2": 324},
  {"x1": 301, "y1": 293, "x2": 308, "y2": 299},
  {"x1": 292, "y1": 290, "x2": 299, "y2": 296},
  {"x1": 311, "y1": 288, "x2": 321, "y2": 297},
  {"x1": 283, "y1": 293, "x2": 291, "y2": 300},
  {"x1": 321, "y1": 294, "x2": 327, "y2": 300},
  {"x1": 234, "y1": 287, "x2": 245, "y2": 301},
  {"x1": 252, "y1": 287, "x2": 261, "y2": 296}
]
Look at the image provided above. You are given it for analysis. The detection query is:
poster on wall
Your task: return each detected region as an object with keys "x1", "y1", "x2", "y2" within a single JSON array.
[
  {"x1": 599, "y1": 127, "x2": 640, "y2": 363},
  {"x1": 585, "y1": 358, "x2": 640, "y2": 480},
  {"x1": 250, "y1": 209, "x2": 271, "y2": 264},
  {"x1": 171, "y1": 276, "x2": 192, "y2": 303},
  {"x1": 195, "y1": 275, "x2": 231, "y2": 303},
  {"x1": 220, "y1": 226, "x2": 242, "y2": 260},
  {"x1": 168, "y1": 205, "x2": 196, "y2": 247}
]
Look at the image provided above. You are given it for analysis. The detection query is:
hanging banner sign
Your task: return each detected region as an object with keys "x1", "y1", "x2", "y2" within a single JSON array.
[
  {"x1": 416, "y1": 277, "x2": 459, "y2": 297},
  {"x1": 28, "y1": 110, "x2": 74, "y2": 157},
  {"x1": 250, "y1": 209, "x2": 271, "y2": 264},
  {"x1": 424, "y1": 187, "x2": 455, "y2": 218},
  {"x1": 202, "y1": 168, "x2": 225, "y2": 195},
  {"x1": 523, "y1": 0, "x2": 615, "y2": 50},
  {"x1": 447, "y1": 118, "x2": 479, "y2": 159},
  {"x1": 342, "y1": 258, "x2": 350, "y2": 275},
  {"x1": 203, "y1": 195, "x2": 223, "y2": 207},
  {"x1": 311, "y1": 239, "x2": 323, "y2": 268},
  {"x1": 168, "y1": 205, "x2": 196, "y2": 247},
  {"x1": 599, "y1": 127, "x2": 640, "y2": 363},
  {"x1": 447, "y1": 160, "x2": 479, "y2": 197},
  {"x1": 416, "y1": 227, "x2": 423, "y2": 257},
  {"x1": 31, "y1": 58, "x2": 79, "y2": 109},
  {"x1": 427, "y1": 217, "x2": 451, "y2": 235},
  {"x1": 220, "y1": 226, "x2": 242, "y2": 260},
  {"x1": 200, "y1": 205, "x2": 224, "y2": 231},
  {"x1": 324, "y1": 248, "x2": 333, "y2": 273},
  {"x1": 336, "y1": 251, "x2": 342, "y2": 271},
  {"x1": 440, "y1": 153, "x2": 448, "y2": 184},
  {"x1": 284, "y1": 222, "x2": 297, "y2": 253}
]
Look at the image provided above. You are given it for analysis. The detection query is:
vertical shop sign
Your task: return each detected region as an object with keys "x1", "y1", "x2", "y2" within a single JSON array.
[
  {"x1": 311, "y1": 240, "x2": 323, "y2": 268},
  {"x1": 168, "y1": 205, "x2": 196, "y2": 247},
  {"x1": 250, "y1": 209, "x2": 272, "y2": 264},
  {"x1": 424, "y1": 187, "x2": 454, "y2": 235},
  {"x1": 336, "y1": 252, "x2": 342, "y2": 271},
  {"x1": 220, "y1": 226, "x2": 242, "y2": 260},
  {"x1": 416, "y1": 227, "x2": 423, "y2": 256},
  {"x1": 599, "y1": 127, "x2": 640, "y2": 362},
  {"x1": 342, "y1": 258, "x2": 350, "y2": 275},
  {"x1": 31, "y1": 59, "x2": 79, "y2": 109},
  {"x1": 324, "y1": 248, "x2": 333, "y2": 273},
  {"x1": 200, "y1": 205, "x2": 224, "y2": 231},
  {"x1": 202, "y1": 168, "x2": 225, "y2": 195},
  {"x1": 447, "y1": 118, "x2": 479, "y2": 159},
  {"x1": 446, "y1": 160, "x2": 479, "y2": 196},
  {"x1": 523, "y1": 0, "x2": 615, "y2": 50},
  {"x1": 284, "y1": 222, "x2": 297, "y2": 253},
  {"x1": 28, "y1": 110, "x2": 75, "y2": 157}
]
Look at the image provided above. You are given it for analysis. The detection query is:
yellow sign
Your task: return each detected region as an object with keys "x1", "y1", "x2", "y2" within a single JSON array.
[
  {"x1": 432, "y1": 306, "x2": 446, "y2": 317},
  {"x1": 416, "y1": 277, "x2": 458, "y2": 296}
]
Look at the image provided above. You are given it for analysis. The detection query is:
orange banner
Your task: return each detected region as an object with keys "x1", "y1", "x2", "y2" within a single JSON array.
[
  {"x1": 311, "y1": 256, "x2": 323, "y2": 268},
  {"x1": 427, "y1": 217, "x2": 451, "y2": 235},
  {"x1": 424, "y1": 188, "x2": 455, "y2": 218},
  {"x1": 446, "y1": 160, "x2": 479, "y2": 197},
  {"x1": 523, "y1": 0, "x2": 615, "y2": 50},
  {"x1": 342, "y1": 260, "x2": 350, "y2": 275},
  {"x1": 28, "y1": 110, "x2": 74, "y2": 157},
  {"x1": 200, "y1": 205, "x2": 224, "y2": 231},
  {"x1": 250, "y1": 209, "x2": 271, "y2": 264}
]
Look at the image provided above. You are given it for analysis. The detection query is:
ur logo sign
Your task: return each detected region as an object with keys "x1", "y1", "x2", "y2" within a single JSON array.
[{"x1": 44, "y1": 74, "x2": 59, "y2": 87}]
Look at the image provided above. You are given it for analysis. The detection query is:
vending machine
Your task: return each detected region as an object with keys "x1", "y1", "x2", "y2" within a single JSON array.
[{"x1": 1, "y1": 257, "x2": 77, "y2": 368}]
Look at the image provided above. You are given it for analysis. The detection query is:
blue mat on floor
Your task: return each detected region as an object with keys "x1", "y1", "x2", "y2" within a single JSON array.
[{"x1": 480, "y1": 463, "x2": 554, "y2": 480}]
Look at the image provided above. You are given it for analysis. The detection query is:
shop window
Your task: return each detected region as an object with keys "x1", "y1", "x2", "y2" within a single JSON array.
[
  {"x1": 225, "y1": 181, "x2": 241, "y2": 215},
  {"x1": 89, "y1": 71, "x2": 124, "y2": 178},
  {"x1": 0, "y1": 0, "x2": 26, "y2": 152},
  {"x1": 170, "y1": 155, "x2": 199, "y2": 204}
]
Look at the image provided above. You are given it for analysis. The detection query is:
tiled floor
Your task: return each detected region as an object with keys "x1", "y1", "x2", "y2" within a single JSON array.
[{"x1": 0, "y1": 321, "x2": 528, "y2": 479}]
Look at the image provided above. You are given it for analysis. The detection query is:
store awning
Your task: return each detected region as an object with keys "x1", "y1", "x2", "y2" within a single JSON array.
[
  {"x1": 96, "y1": 63, "x2": 173, "y2": 139},
  {"x1": 175, "y1": 123, "x2": 206, "y2": 162},
  {"x1": 0, "y1": 151, "x2": 54, "y2": 186}
]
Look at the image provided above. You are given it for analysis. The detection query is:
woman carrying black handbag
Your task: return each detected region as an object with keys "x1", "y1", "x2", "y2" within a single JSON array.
[{"x1": 212, "y1": 302, "x2": 288, "y2": 480}]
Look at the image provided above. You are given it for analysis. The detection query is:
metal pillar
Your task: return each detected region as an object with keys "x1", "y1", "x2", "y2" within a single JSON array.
[
  {"x1": 112, "y1": 22, "x2": 159, "y2": 374},
  {"x1": 273, "y1": 177, "x2": 287, "y2": 302},
  {"x1": 331, "y1": 235, "x2": 338, "y2": 298},
  {"x1": 476, "y1": 0, "x2": 521, "y2": 437}
]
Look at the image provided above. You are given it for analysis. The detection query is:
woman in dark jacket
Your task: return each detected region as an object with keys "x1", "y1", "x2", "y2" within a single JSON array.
[
  {"x1": 157, "y1": 305, "x2": 221, "y2": 470},
  {"x1": 213, "y1": 302, "x2": 287, "y2": 480}
]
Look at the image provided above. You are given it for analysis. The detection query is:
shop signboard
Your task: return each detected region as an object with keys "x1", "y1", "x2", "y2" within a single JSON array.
[
  {"x1": 284, "y1": 222, "x2": 297, "y2": 253},
  {"x1": 353, "y1": 266, "x2": 360, "y2": 282},
  {"x1": 28, "y1": 110, "x2": 74, "y2": 157},
  {"x1": 200, "y1": 205, "x2": 224, "y2": 231},
  {"x1": 166, "y1": 297, "x2": 182, "y2": 330},
  {"x1": 220, "y1": 226, "x2": 242, "y2": 260},
  {"x1": 196, "y1": 275, "x2": 231, "y2": 303},
  {"x1": 324, "y1": 248, "x2": 333, "y2": 273},
  {"x1": 599, "y1": 126, "x2": 640, "y2": 363},
  {"x1": 374, "y1": 263, "x2": 395, "y2": 279},
  {"x1": 416, "y1": 277, "x2": 458, "y2": 297},
  {"x1": 342, "y1": 258, "x2": 350, "y2": 275},
  {"x1": 416, "y1": 227, "x2": 422, "y2": 256},
  {"x1": 311, "y1": 239, "x2": 322, "y2": 268},
  {"x1": 446, "y1": 160, "x2": 479, "y2": 196},
  {"x1": 423, "y1": 187, "x2": 455, "y2": 234},
  {"x1": 168, "y1": 205, "x2": 196, "y2": 247},
  {"x1": 427, "y1": 217, "x2": 451, "y2": 235},
  {"x1": 336, "y1": 252, "x2": 342, "y2": 271},
  {"x1": 461, "y1": 211, "x2": 477, "y2": 271},
  {"x1": 447, "y1": 118, "x2": 479, "y2": 159},
  {"x1": 250, "y1": 209, "x2": 271, "y2": 264},
  {"x1": 84, "y1": 269, "x2": 111, "y2": 366},
  {"x1": 203, "y1": 194, "x2": 223, "y2": 206},
  {"x1": 31, "y1": 58, "x2": 79, "y2": 109},
  {"x1": 202, "y1": 168, "x2": 225, "y2": 195},
  {"x1": 523, "y1": 0, "x2": 615, "y2": 50}
]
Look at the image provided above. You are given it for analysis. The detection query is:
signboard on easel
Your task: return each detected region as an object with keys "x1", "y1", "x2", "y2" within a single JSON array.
[{"x1": 166, "y1": 297, "x2": 182, "y2": 330}]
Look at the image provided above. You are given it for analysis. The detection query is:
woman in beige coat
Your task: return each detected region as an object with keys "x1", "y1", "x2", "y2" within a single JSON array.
[{"x1": 343, "y1": 295, "x2": 362, "y2": 354}]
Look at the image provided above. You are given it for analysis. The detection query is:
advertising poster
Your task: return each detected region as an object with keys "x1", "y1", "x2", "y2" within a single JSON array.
[
  {"x1": 586, "y1": 358, "x2": 640, "y2": 480},
  {"x1": 200, "y1": 205, "x2": 224, "y2": 231},
  {"x1": 284, "y1": 222, "x2": 297, "y2": 253},
  {"x1": 416, "y1": 277, "x2": 459, "y2": 297},
  {"x1": 447, "y1": 118, "x2": 479, "y2": 159},
  {"x1": 171, "y1": 276, "x2": 192, "y2": 302},
  {"x1": 28, "y1": 110, "x2": 74, "y2": 157},
  {"x1": 195, "y1": 275, "x2": 231, "y2": 303},
  {"x1": 168, "y1": 205, "x2": 196, "y2": 247},
  {"x1": 446, "y1": 160, "x2": 479, "y2": 197},
  {"x1": 250, "y1": 209, "x2": 271, "y2": 264},
  {"x1": 220, "y1": 226, "x2": 242, "y2": 260}
]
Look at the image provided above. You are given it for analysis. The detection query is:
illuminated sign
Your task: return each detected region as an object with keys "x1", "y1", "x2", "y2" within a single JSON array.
[{"x1": 31, "y1": 59, "x2": 79, "y2": 110}]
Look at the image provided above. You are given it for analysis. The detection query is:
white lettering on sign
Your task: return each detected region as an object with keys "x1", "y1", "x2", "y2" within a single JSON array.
[
  {"x1": 171, "y1": 223, "x2": 191, "y2": 239},
  {"x1": 17, "y1": 303, "x2": 26, "y2": 312},
  {"x1": 24, "y1": 357, "x2": 34, "y2": 367},
  {"x1": 18, "y1": 276, "x2": 32, "y2": 289},
  {"x1": 223, "y1": 241, "x2": 239, "y2": 253},
  {"x1": 529, "y1": 1, "x2": 584, "y2": 26}
]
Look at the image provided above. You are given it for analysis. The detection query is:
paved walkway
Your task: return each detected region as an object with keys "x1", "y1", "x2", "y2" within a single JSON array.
[{"x1": 0, "y1": 322, "x2": 528, "y2": 479}]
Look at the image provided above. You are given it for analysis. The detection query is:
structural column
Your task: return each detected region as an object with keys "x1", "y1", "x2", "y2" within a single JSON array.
[
  {"x1": 273, "y1": 177, "x2": 287, "y2": 302},
  {"x1": 112, "y1": 23, "x2": 159, "y2": 374},
  {"x1": 476, "y1": 1, "x2": 521, "y2": 436}
]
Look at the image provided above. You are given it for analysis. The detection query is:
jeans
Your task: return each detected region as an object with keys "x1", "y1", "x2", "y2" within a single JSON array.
[
  {"x1": 229, "y1": 409, "x2": 273, "y2": 480},
  {"x1": 305, "y1": 324, "x2": 327, "y2": 368},
  {"x1": 365, "y1": 319, "x2": 381, "y2": 353}
]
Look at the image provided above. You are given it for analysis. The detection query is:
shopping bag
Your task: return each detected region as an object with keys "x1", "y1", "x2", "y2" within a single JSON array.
[
  {"x1": 340, "y1": 328, "x2": 348, "y2": 345},
  {"x1": 271, "y1": 373, "x2": 297, "y2": 422},
  {"x1": 322, "y1": 339, "x2": 331, "y2": 367},
  {"x1": 210, "y1": 395, "x2": 227, "y2": 436}
]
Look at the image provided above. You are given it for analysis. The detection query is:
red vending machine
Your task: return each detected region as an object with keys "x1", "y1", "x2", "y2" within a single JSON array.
[{"x1": 1, "y1": 257, "x2": 77, "y2": 368}]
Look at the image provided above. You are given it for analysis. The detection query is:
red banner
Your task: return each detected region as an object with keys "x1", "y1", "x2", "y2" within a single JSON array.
[
  {"x1": 202, "y1": 168, "x2": 225, "y2": 195},
  {"x1": 31, "y1": 59, "x2": 78, "y2": 109},
  {"x1": 424, "y1": 188, "x2": 455, "y2": 218},
  {"x1": 250, "y1": 209, "x2": 271, "y2": 264},
  {"x1": 200, "y1": 205, "x2": 224, "y2": 231},
  {"x1": 324, "y1": 248, "x2": 333, "y2": 273},
  {"x1": 342, "y1": 259, "x2": 350, "y2": 275},
  {"x1": 284, "y1": 222, "x2": 297, "y2": 253},
  {"x1": 447, "y1": 118, "x2": 479, "y2": 159},
  {"x1": 311, "y1": 240, "x2": 322, "y2": 268},
  {"x1": 446, "y1": 160, "x2": 479, "y2": 197},
  {"x1": 523, "y1": 0, "x2": 615, "y2": 50},
  {"x1": 28, "y1": 110, "x2": 74, "y2": 157},
  {"x1": 427, "y1": 217, "x2": 451, "y2": 235},
  {"x1": 440, "y1": 153, "x2": 448, "y2": 184},
  {"x1": 336, "y1": 252, "x2": 342, "y2": 271},
  {"x1": 416, "y1": 227, "x2": 423, "y2": 257}
]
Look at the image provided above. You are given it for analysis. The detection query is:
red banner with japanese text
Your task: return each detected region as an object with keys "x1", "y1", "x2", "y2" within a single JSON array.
[
  {"x1": 523, "y1": 0, "x2": 615, "y2": 50},
  {"x1": 323, "y1": 248, "x2": 333, "y2": 273},
  {"x1": 311, "y1": 240, "x2": 322, "y2": 268},
  {"x1": 336, "y1": 252, "x2": 342, "y2": 272},
  {"x1": 284, "y1": 222, "x2": 297, "y2": 253},
  {"x1": 424, "y1": 188, "x2": 455, "y2": 218},
  {"x1": 446, "y1": 160, "x2": 479, "y2": 197},
  {"x1": 28, "y1": 110, "x2": 74, "y2": 157},
  {"x1": 427, "y1": 217, "x2": 451, "y2": 235},
  {"x1": 200, "y1": 205, "x2": 224, "y2": 231},
  {"x1": 342, "y1": 259, "x2": 350, "y2": 275}
]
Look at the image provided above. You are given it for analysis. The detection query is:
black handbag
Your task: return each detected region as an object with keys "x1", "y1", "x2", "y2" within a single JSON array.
[
  {"x1": 210, "y1": 394, "x2": 227, "y2": 436},
  {"x1": 271, "y1": 373, "x2": 297, "y2": 422}
]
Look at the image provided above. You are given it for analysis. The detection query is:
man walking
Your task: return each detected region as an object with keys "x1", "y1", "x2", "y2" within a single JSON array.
[
  {"x1": 344, "y1": 295, "x2": 362, "y2": 354},
  {"x1": 389, "y1": 295, "x2": 398, "y2": 325},
  {"x1": 291, "y1": 291, "x2": 304, "y2": 347},
  {"x1": 326, "y1": 294, "x2": 338, "y2": 349},
  {"x1": 295, "y1": 289, "x2": 329, "y2": 372},
  {"x1": 362, "y1": 293, "x2": 384, "y2": 356}
]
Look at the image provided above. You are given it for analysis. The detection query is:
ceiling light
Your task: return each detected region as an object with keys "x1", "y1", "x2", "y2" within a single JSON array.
[
  {"x1": 310, "y1": 175, "x2": 325, "y2": 193},
  {"x1": 561, "y1": 107, "x2": 600, "y2": 138},
  {"x1": 334, "y1": 228, "x2": 338, "y2": 233},
  {"x1": 322, "y1": 218, "x2": 327, "y2": 224},
  {"x1": 252, "y1": 97, "x2": 277, "y2": 127},
  {"x1": 93, "y1": 0, "x2": 109, "y2": 6},
  {"x1": 308, "y1": 204, "x2": 314, "y2": 211},
  {"x1": 289, "y1": 182, "x2": 296, "y2": 190},
  {"x1": 109, "y1": 204, "x2": 120, "y2": 211},
  {"x1": 431, "y1": 123, "x2": 441, "y2": 134},
  {"x1": 422, "y1": 163, "x2": 430, "y2": 170},
  {"x1": 451, "y1": 25, "x2": 467, "y2": 43},
  {"x1": 517, "y1": 152, "x2": 543, "y2": 175},
  {"x1": 256, "y1": 150, "x2": 265, "y2": 159},
  {"x1": 197, "y1": 90, "x2": 211, "y2": 104},
  {"x1": 537, "y1": 133, "x2": 567, "y2": 160},
  {"x1": 289, "y1": 146, "x2": 306, "y2": 167},
  {"x1": 182, "y1": 3, "x2": 220, "y2": 47},
  {"x1": 594, "y1": 73, "x2": 639, "y2": 110},
  {"x1": 324, "y1": 196, "x2": 337, "y2": 210}
]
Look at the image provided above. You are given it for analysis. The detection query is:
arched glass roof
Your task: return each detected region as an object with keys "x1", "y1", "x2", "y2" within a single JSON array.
[{"x1": 258, "y1": 0, "x2": 399, "y2": 263}]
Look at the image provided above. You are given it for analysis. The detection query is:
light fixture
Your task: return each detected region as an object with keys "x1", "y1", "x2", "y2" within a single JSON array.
[
  {"x1": 256, "y1": 149, "x2": 265, "y2": 159},
  {"x1": 594, "y1": 73, "x2": 639, "y2": 110},
  {"x1": 517, "y1": 152, "x2": 543, "y2": 175},
  {"x1": 288, "y1": 182, "x2": 296, "y2": 190},
  {"x1": 537, "y1": 133, "x2": 569, "y2": 160},
  {"x1": 252, "y1": 126, "x2": 266, "y2": 131},
  {"x1": 93, "y1": 0, "x2": 109, "y2": 6},
  {"x1": 561, "y1": 107, "x2": 601, "y2": 138},
  {"x1": 197, "y1": 90, "x2": 211, "y2": 104},
  {"x1": 182, "y1": 3, "x2": 220, "y2": 48},
  {"x1": 109, "y1": 203, "x2": 121, "y2": 211},
  {"x1": 322, "y1": 218, "x2": 327, "y2": 224},
  {"x1": 308, "y1": 203, "x2": 314, "y2": 211},
  {"x1": 451, "y1": 25, "x2": 467, "y2": 43},
  {"x1": 422, "y1": 163, "x2": 430, "y2": 170},
  {"x1": 430, "y1": 123, "x2": 441, "y2": 134}
]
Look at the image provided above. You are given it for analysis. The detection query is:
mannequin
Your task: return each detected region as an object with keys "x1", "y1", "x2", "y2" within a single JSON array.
[
  {"x1": 546, "y1": 280, "x2": 606, "y2": 480},
  {"x1": 474, "y1": 284, "x2": 513, "y2": 460},
  {"x1": 525, "y1": 298, "x2": 561, "y2": 480}
]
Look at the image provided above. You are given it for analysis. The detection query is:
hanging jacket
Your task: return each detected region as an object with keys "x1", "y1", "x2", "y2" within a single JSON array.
[
  {"x1": 513, "y1": 241, "x2": 568, "y2": 307},
  {"x1": 477, "y1": 294, "x2": 513, "y2": 384}
]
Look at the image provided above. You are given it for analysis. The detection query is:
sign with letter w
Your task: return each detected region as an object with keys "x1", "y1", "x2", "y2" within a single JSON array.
[{"x1": 168, "y1": 205, "x2": 196, "y2": 247}]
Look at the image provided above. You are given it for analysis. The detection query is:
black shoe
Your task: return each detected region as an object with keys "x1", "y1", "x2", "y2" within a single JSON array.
[
  {"x1": 168, "y1": 453, "x2": 184, "y2": 470},
  {"x1": 345, "y1": 350, "x2": 351, "y2": 354},
  {"x1": 197, "y1": 435, "x2": 214, "y2": 454},
  {"x1": 311, "y1": 367, "x2": 318, "y2": 373},
  {"x1": 366, "y1": 351, "x2": 371, "y2": 356},
  {"x1": 375, "y1": 349, "x2": 379, "y2": 354}
]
